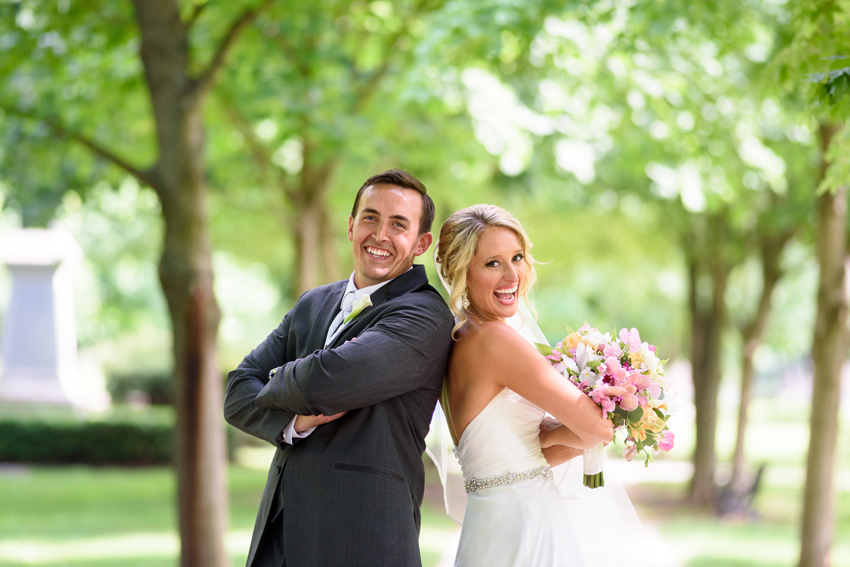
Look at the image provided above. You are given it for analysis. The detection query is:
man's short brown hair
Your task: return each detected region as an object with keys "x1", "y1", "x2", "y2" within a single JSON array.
[{"x1": 350, "y1": 169, "x2": 435, "y2": 234}]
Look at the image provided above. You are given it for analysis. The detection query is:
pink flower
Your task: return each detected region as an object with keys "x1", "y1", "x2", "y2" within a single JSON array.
[
  {"x1": 648, "y1": 345, "x2": 656, "y2": 353},
  {"x1": 612, "y1": 368, "x2": 627, "y2": 383},
  {"x1": 603, "y1": 343, "x2": 622, "y2": 358},
  {"x1": 659, "y1": 431, "x2": 675, "y2": 452},
  {"x1": 619, "y1": 327, "x2": 642, "y2": 351},
  {"x1": 620, "y1": 394, "x2": 639, "y2": 411},
  {"x1": 602, "y1": 386, "x2": 627, "y2": 397},
  {"x1": 630, "y1": 375, "x2": 652, "y2": 391},
  {"x1": 578, "y1": 323, "x2": 594, "y2": 332},
  {"x1": 589, "y1": 389, "x2": 615, "y2": 417},
  {"x1": 604, "y1": 356, "x2": 621, "y2": 373},
  {"x1": 646, "y1": 382, "x2": 661, "y2": 399},
  {"x1": 623, "y1": 444, "x2": 637, "y2": 461}
]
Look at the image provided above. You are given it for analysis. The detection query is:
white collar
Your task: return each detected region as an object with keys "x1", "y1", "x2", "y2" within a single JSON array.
[{"x1": 343, "y1": 266, "x2": 413, "y2": 301}]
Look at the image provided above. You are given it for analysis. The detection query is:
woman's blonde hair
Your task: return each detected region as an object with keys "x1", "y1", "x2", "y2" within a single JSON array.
[{"x1": 435, "y1": 204, "x2": 537, "y2": 338}]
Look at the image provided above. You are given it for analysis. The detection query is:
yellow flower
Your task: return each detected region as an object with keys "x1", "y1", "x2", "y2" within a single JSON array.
[
  {"x1": 629, "y1": 350, "x2": 645, "y2": 368},
  {"x1": 637, "y1": 407, "x2": 665, "y2": 434},
  {"x1": 561, "y1": 332, "x2": 583, "y2": 351},
  {"x1": 561, "y1": 332, "x2": 599, "y2": 352}
]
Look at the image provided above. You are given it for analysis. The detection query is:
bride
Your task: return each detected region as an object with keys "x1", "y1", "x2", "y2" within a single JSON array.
[{"x1": 433, "y1": 204, "x2": 648, "y2": 567}]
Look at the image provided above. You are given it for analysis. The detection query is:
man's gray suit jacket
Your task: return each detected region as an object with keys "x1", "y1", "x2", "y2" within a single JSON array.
[{"x1": 224, "y1": 265, "x2": 454, "y2": 567}]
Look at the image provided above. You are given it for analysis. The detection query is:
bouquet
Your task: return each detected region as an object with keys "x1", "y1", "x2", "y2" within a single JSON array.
[{"x1": 536, "y1": 324, "x2": 674, "y2": 488}]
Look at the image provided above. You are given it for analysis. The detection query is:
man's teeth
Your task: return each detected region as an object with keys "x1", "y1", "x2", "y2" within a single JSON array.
[{"x1": 367, "y1": 247, "x2": 391, "y2": 257}]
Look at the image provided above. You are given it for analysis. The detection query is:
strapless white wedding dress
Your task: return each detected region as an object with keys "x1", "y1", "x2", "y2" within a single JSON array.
[
  {"x1": 426, "y1": 299, "x2": 663, "y2": 567},
  {"x1": 452, "y1": 387, "x2": 583, "y2": 567}
]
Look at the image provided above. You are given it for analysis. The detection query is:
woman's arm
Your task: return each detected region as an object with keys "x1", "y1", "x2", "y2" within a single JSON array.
[
  {"x1": 477, "y1": 323, "x2": 613, "y2": 449},
  {"x1": 539, "y1": 417, "x2": 583, "y2": 466},
  {"x1": 541, "y1": 444, "x2": 583, "y2": 467}
]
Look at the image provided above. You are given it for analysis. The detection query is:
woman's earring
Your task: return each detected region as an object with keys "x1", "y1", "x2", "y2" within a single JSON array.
[{"x1": 462, "y1": 289, "x2": 470, "y2": 309}]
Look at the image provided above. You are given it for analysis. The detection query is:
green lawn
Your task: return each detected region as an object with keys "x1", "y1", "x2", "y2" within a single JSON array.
[
  {"x1": 0, "y1": 463, "x2": 458, "y2": 567},
  {"x1": 1, "y1": 394, "x2": 849, "y2": 567}
]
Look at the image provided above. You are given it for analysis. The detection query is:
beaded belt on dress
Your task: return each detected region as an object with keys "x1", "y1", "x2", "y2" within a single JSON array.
[{"x1": 464, "y1": 465, "x2": 552, "y2": 494}]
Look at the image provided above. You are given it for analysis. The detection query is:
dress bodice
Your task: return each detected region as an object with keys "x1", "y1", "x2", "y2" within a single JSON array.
[{"x1": 454, "y1": 388, "x2": 549, "y2": 481}]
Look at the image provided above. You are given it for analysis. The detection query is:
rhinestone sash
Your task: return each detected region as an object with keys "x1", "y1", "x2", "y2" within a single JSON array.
[{"x1": 464, "y1": 465, "x2": 553, "y2": 494}]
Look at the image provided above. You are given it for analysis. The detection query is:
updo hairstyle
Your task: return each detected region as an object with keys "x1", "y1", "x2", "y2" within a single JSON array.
[{"x1": 435, "y1": 204, "x2": 537, "y2": 338}]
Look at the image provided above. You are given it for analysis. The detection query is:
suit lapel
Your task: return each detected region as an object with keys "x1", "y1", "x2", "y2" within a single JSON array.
[
  {"x1": 384, "y1": 264, "x2": 429, "y2": 299},
  {"x1": 313, "y1": 281, "x2": 347, "y2": 348},
  {"x1": 327, "y1": 265, "x2": 430, "y2": 348}
]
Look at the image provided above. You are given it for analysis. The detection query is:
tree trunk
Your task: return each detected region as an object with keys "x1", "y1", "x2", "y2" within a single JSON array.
[
  {"x1": 799, "y1": 122, "x2": 847, "y2": 567},
  {"x1": 731, "y1": 236, "x2": 787, "y2": 489},
  {"x1": 689, "y1": 250, "x2": 729, "y2": 507},
  {"x1": 292, "y1": 148, "x2": 338, "y2": 296},
  {"x1": 132, "y1": 2, "x2": 229, "y2": 565},
  {"x1": 293, "y1": 202, "x2": 325, "y2": 296},
  {"x1": 321, "y1": 204, "x2": 342, "y2": 284}
]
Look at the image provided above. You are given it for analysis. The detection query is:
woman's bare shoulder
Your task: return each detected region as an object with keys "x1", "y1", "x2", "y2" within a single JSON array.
[{"x1": 454, "y1": 320, "x2": 538, "y2": 366}]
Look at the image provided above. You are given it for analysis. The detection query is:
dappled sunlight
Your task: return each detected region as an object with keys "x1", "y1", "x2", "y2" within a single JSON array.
[
  {"x1": 234, "y1": 445, "x2": 276, "y2": 471},
  {"x1": 0, "y1": 530, "x2": 254, "y2": 565}
]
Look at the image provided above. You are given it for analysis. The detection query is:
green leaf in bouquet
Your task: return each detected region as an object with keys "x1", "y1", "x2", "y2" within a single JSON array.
[
  {"x1": 626, "y1": 406, "x2": 644, "y2": 422},
  {"x1": 534, "y1": 342, "x2": 554, "y2": 356},
  {"x1": 586, "y1": 360, "x2": 602, "y2": 370},
  {"x1": 653, "y1": 408, "x2": 666, "y2": 420}
]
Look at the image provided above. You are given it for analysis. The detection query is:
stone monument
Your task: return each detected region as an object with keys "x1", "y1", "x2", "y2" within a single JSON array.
[{"x1": 0, "y1": 227, "x2": 89, "y2": 406}]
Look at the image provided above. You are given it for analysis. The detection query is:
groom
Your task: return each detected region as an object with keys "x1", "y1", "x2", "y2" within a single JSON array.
[{"x1": 224, "y1": 169, "x2": 453, "y2": 567}]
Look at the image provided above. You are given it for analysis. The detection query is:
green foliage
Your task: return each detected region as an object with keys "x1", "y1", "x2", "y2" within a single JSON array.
[
  {"x1": 0, "y1": 406, "x2": 240, "y2": 465},
  {"x1": 775, "y1": 0, "x2": 850, "y2": 120},
  {"x1": 0, "y1": 407, "x2": 176, "y2": 465},
  {"x1": 107, "y1": 371, "x2": 174, "y2": 406},
  {"x1": 809, "y1": 65, "x2": 850, "y2": 117}
]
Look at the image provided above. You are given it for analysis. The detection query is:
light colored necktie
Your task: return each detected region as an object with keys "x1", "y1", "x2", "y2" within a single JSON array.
[{"x1": 325, "y1": 290, "x2": 356, "y2": 346}]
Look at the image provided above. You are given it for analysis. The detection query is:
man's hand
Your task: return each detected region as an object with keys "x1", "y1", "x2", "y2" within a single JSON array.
[{"x1": 294, "y1": 411, "x2": 347, "y2": 433}]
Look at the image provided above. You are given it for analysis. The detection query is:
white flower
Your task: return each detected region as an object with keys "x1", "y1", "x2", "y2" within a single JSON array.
[
  {"x1": 563, "y1": 355, "x2": 579, "y2": 375},
  {"x1": 574, "y1": 342, "x2": 599, "y2": 371},
  {"x1": 586, "y1": 330, "x2": 609, "y2": 346},
  {"x1": 344, "y1": 294, "x2": 373, "y2": 324},
  {"x1": 640, "y1": 343, "x2": 659, "y2": 373},
  {"x1": 580, "y1": 367, "x2": 599, "y2": 387}
]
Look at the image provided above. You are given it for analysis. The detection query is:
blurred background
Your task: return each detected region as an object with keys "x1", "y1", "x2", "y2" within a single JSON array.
[{"x1": 0, "y1": 0, "x2": 848, "y2": 566}]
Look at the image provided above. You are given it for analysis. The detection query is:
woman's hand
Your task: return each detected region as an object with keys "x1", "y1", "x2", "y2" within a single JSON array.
[
  {"x1": 294, "y1": 411, "x2": 347, "y2": 433},
  {"x1": 538, "y1": 416, "x2": 563, "y2": 449},
  {"x1": 539, "y1": 416, "x2": 613, "y2": 449},
  {"x1": 541, "y1": 444, "x2": 583, "y2": 467}
]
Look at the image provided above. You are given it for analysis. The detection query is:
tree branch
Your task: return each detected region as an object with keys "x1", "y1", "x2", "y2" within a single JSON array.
[
  {"x1": 352, "y1": 0, "x2": 432, "y2": 112},
  {"x1": 2, "y1": 104, "x2": 159, "y2": 189},
  {"x1": 216, "y1": 94, "x2": 293, "y2": 222},
  {"x1": 184, "y1": 2, "x2": 208, "y2": 31},
  {"x1": 192, "y1": 0, "x2": 275, "y2": 97}
]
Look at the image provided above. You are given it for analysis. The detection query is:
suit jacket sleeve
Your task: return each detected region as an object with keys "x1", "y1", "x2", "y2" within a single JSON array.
[
  {"x1": 224, "y1": 310, "x2": 297, "y2": 448},
  {"x1": 254, "y1": 297, "x2": 453, "y2": 416}
]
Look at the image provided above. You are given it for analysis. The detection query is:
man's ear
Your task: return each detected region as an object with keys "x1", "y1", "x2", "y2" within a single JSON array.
[
  {"x1": 413, "y1": 231, "x2": 434, "y2": 256},
  {"x1": 347, "y1": 215, "x2": 355, "y2": 241}
]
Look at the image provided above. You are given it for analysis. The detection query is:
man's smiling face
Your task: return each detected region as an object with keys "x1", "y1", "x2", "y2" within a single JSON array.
[{"x1": 347, "y1": 183, "x2": 433, "y2": 289}]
